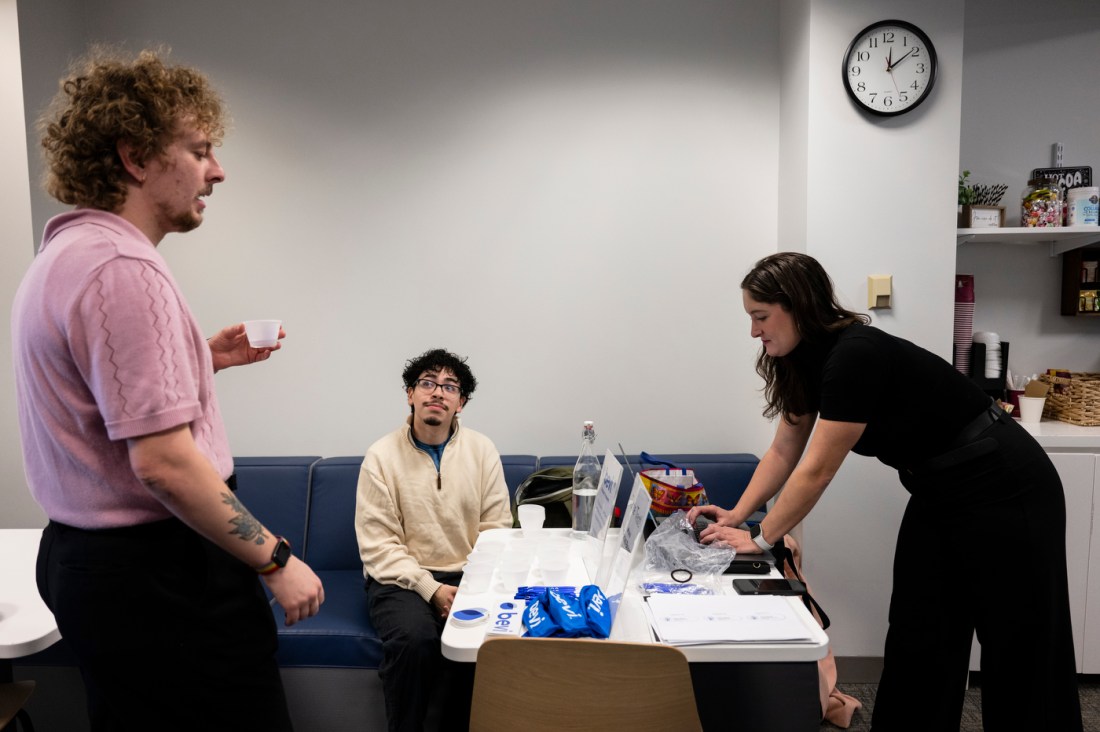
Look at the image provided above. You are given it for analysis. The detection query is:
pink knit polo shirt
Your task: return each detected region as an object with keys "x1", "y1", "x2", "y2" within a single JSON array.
[{"x1": 11, "y1": 209, "x2": 233, "y2": 528}]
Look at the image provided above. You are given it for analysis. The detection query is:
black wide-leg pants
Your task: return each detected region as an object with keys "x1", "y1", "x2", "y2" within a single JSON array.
[
  {"x1": 871, "y1": 416, "x2": 1082, "y2": 731},
  {"x1": 37, "y1": 517, "x2": 292, "y2": 732}
]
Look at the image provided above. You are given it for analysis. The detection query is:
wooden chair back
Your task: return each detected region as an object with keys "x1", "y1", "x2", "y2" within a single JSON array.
[{"x1": 469, "y1": 637, "x2": 702, "y2": 732}]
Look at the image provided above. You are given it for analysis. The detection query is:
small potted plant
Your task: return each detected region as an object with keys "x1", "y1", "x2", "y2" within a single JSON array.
[
  {"x1": 958, "y1": 170, "x2": 974, "y2": 226},
  {"x1": 959, "y1": 170, "x2": 1008, "y2": 228},
  {"x1": 959, "y1": 170, "x2": 974, "y2": 208}
]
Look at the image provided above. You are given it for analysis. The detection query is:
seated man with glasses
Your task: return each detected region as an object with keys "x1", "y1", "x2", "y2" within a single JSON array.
[{"x1": 355, "y1": 348, "x2": 512, "y2": 731}]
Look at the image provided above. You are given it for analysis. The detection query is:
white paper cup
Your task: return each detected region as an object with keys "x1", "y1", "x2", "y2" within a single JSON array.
[
  {"x1": 1018, "y1": 396, "x2": 1046, "y2": 423},
  {"x1": 243, "y1": 319, "x2": 281, "y2": 348},
  {"x1": 462, "y1": 564, "x2": 494, "y2": 593},
  {"x1": 517, "y1": 504, "x2": 546, "y2": 538}
]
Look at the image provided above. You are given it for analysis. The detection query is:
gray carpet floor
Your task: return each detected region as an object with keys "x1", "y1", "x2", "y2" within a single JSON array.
[{"x1": 825, "y1": 678, "x2": 1100, "y2": 730}]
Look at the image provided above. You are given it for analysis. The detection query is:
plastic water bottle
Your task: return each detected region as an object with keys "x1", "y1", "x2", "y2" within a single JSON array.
[{"x1": 571, "y1": 421, "x2": 600, "y2": 538}]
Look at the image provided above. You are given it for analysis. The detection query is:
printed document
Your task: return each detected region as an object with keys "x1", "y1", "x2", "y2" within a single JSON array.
[{"x1": 644, "y1": 594, "x2": 814, "y2": 645}]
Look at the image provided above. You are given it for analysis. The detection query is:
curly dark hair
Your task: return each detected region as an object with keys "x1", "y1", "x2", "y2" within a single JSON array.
[
  {"x1": 37, "y1": 45, "x2": 227, "y2": 212},
  {"x1": 402, "y1": 348, "x2": 478, "y2": 401},
  {"x1": 740, "y1": 252, "x2": 869, "y2": 420}
]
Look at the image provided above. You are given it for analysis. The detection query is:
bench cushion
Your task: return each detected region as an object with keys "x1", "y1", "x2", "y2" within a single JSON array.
[
  {"x1": 233, "y1": 456, "x2": 320, "y2": 557},
  {"x1": 303, "y1": 457, "x2": 363, "y2": 571},
  {"x1": 272, "y1": 569, "x2": 382, "y2": 669}
]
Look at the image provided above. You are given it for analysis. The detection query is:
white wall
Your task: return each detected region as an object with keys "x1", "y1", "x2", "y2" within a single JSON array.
[
  {"x1": 7, "y1": 0, "x2": 781, "y2": 528},
  {"x1": 957, "y1": 0, "x2": 1100, "y2": 377},
  {"x1": 1, "y1": 0, "x2": 41, "y2": 527}
]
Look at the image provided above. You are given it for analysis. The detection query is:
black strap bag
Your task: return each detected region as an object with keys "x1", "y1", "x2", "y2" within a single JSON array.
[{"x1": 512, "y1": 467, "x2": 574, "y2": 528}]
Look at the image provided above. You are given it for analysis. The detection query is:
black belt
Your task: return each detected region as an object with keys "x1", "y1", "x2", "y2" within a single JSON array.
[
  {"x1": 906, "y1": 401, "x2": 1008, "y2": 476},
  {"x1": 948, "y1": 400, "x2": 1006, "y2": 449}
]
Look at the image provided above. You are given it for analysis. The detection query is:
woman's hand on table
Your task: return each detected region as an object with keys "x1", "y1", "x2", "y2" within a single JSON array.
[
  {"x1": 697, "y1": 524, "x2": 763, "y2": 554},
  {"x1": 686, "y1": 503, "x2": 731, "y2": 526}
]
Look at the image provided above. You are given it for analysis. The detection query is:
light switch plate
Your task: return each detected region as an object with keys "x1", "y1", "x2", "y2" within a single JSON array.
[{"x1": 868, "y1": 275, "x2": 892, "y2": 309}]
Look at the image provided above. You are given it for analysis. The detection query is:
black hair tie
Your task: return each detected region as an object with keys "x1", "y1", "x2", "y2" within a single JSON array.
[{"x1": 671, "y1": 568, "x2": 693, "y2": 583}]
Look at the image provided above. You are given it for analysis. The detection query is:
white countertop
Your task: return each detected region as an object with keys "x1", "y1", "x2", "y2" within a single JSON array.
[
  {"x1": 1020, "y1": 419, "x2": 1100, "y2": 450},
  {"x1": 0, "y1": 529, "x2": 61, "y2": 659}
]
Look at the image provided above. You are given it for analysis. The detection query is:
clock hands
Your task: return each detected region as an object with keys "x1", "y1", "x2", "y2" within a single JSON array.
[
  {"x1": 886, "y1": 48, "x2": 915, "y2": 72},
  {"x1": 884, "y1": 46, "x2": 901, "y2": 94}
]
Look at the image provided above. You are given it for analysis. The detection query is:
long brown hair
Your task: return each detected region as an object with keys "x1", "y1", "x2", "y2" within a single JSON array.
[{"x1": 740, "y1": 252, "x2": 869, "y2": 420}]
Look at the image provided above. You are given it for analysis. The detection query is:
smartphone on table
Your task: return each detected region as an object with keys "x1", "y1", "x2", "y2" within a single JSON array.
[{"x1": 732, "y1": 578, "x2": 806, "y2": 596}]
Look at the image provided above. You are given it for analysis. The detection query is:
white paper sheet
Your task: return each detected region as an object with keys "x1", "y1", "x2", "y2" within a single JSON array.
[{"x1": 643, "y1": 593, "x2": 814, "y2": 645}]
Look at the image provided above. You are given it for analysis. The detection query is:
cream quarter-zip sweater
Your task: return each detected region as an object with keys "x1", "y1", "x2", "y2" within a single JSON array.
[{"x1": 355, "y1": 416, "x2": 512, "y2": 602}]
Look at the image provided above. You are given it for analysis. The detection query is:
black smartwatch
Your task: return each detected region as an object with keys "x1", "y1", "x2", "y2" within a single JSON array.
[
  {"x1": 258, "y1": 536, "x2": 292, "y2": 575},
  {"x1": 749, "y1": 524, "x2": 774, "y2": 551}
]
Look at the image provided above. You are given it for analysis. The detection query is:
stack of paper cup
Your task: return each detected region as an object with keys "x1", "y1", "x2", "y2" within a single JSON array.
[
  {"x1": 954, "y1": 275, "x2": 975, "y2": 375},
  {"x1": 973, "y1": 332, "x2": 1001, "y2": 379}
]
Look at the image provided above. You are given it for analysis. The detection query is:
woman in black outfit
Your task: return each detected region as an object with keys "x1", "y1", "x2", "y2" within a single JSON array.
[{"x1": 689, "y1": 252, "x2": 1081, "y2": 731}]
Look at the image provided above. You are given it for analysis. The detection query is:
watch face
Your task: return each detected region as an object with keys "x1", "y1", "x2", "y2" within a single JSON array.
[
  {"x1": 843, "y1": 20, "x2": 937, "y2": 116},
  {"x1": 272, "y1": 537, "x2": 292, "y2": 567}
]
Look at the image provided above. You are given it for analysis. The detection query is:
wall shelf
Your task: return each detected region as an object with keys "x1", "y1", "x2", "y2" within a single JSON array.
[{"x1": 957, "y1": 226, "x2": 1100, "y2": 256}]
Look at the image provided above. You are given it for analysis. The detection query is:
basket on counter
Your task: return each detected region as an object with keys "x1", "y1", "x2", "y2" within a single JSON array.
[{"x1": 1038, "y1": 372, "x2": 1100, "y2": 426}]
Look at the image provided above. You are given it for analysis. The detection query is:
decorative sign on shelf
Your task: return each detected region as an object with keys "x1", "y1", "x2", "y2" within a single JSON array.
[
  {"x1": 959, "y1": 205, "x2": 1004, "y2": 228},
  {"x1": 1032, "y1": 166, "x2": 1092, "y2": 190}
]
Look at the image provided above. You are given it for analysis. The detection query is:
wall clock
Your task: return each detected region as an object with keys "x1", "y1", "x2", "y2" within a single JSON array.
[{"x1": 842, "y1": 19, "x2": 937, "y2": 117}]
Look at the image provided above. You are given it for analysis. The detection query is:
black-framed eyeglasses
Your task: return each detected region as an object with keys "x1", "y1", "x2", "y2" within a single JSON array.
[{"x1": 413, "y1": 379, "x2": 461, "y2": 396}]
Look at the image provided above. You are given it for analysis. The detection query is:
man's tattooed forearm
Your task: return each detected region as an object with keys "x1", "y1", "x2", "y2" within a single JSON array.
[{"x1": 221, "y1": 492, "x2": 266, "y2": 544}]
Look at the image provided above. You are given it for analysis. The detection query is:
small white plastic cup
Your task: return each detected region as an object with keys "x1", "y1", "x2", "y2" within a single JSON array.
[
  {"x1": 464, "y1": 553, "x2": 497, "y2": 570},
  {"x1": 497, "y1": 555, "x2": 530, "y2": 589},
  {"x1": 517, "y1": 504, "x2": 546, "y2": 539},
  {"x1": 243, "y1": 319, "x2": 281, "y2": 348},
  {"x1": 467, "y1": 544, "x2": 504, "y2": 564},
  {"x1": 535, "y1": 537, "x2": 570, "y2": 564},
  {"x1": 1018, "y1": 396, "x2": 1046, "y2": 423},
  {"x1": 972, "y1": 331, "x2": 1001, "y2": 345},
  {"x1": 462, "y1": 564, "x2": 494, "y2": 593},
  {"x1": 538, "y1": 553, "x2": 570, "y2": 585}
]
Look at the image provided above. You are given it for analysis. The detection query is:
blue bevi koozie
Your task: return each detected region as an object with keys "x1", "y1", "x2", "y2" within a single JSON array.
[{"x1": 581, "y1": 585, "x2": 611, "y2": 638}]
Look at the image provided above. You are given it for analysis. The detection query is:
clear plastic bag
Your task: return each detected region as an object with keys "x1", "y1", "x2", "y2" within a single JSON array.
[{"x1": 643, "y1": 510, "x2": 738, "y2": 575}]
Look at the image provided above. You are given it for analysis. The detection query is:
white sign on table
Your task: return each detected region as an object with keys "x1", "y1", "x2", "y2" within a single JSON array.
[
  {"x1": 580, "y1": 450, "x2": 623, "y2": 578},
  {"x1": 594, "y1": 474, "x2": 650, "y2": 630},
  {"x1": 587, "y1": 449, "x2": 622, "y2": 542}
]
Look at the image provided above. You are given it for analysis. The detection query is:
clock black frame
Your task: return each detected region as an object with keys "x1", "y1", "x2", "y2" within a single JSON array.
[{"x1": 842, "y1": 19, "x2": 938, "y2": 117}]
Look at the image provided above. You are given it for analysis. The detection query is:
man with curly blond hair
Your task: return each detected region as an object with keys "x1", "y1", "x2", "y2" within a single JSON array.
[{"x1": 12, "y1": 47, "x2": 324, "y2": 731}]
